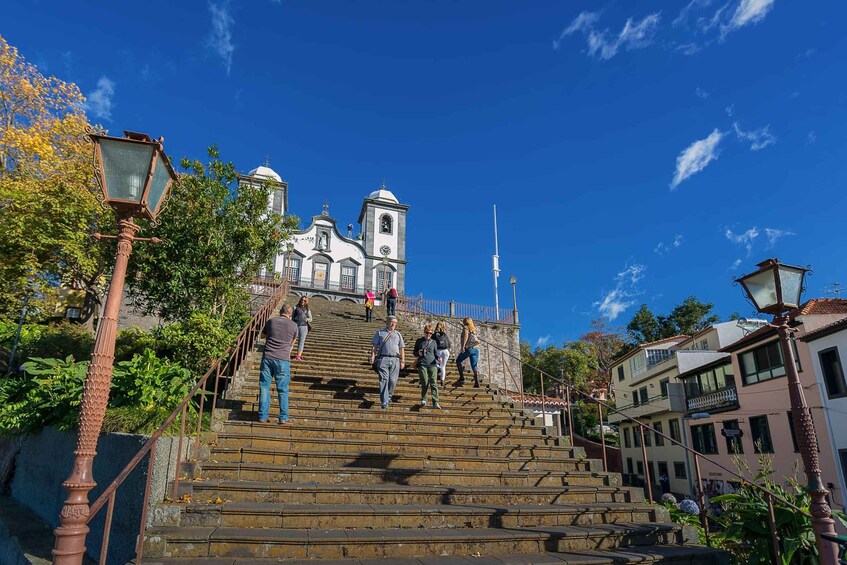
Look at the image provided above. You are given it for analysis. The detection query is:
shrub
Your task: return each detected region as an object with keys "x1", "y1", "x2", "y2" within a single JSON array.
[
  {"x1": 155, "y1": 313, "x2": 234, "y2": 376},
  {"x1": 110, "y1": 348, "x2": 194, "y2": 411},
  {"x1": 1, "y1": 321, "x2": 94, "y2": 368},
  {"x1": 114, "y1": 326, "x2": 158, "y2": 362}
]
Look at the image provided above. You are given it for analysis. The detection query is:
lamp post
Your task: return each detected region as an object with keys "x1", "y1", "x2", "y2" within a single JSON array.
[
  {"x1": 736, "y1": 258, "x2": 838, "y2": 565},
  {"x1": 381, "y1": 255, "x2": 388, "y2": 297},
  {"x1": 52, "y1": 131, "x2": 176, "y2": 565},
  {"x1": 285, "y1": 242, "x2": 294, "y2": 282},
  {"x1": 510, "y1": 275, "x2": 519, "y2": 325}
]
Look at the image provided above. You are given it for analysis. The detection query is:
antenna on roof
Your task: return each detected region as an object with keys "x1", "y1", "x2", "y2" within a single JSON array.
[
  {"x1": 824, "y1": 282, "x2": 842, "y2": 298},
  {"x1": 264, "y1": 154, "x2": 271, "y2": 167}
]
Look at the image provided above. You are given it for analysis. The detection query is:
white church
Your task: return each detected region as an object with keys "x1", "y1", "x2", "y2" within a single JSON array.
[{"x1": 240, "y1": 165, "x2": 408, "y2": 302}]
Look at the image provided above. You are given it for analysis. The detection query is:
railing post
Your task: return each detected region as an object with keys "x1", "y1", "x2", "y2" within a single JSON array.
[
  {"x1": 692, "y1": 453, "x2": 711, "y2": 546},
  {"x1": 640, "y1": 425, "x2": 653, "y2": 504},
  {"x1": 449, "y1": 300, "x2": 455, "y2": 318},
  {"x1": 136, "y1": 441, "x2": 157, "y2": 563},
  {"x1": 486, "y1": 342, "x2": 491, "y2": 386},
  {"x1": 598, "y1": 401, "x2": 607, "y2": 473},
  {"x1": 565, "y1": 384, "x2": 574, "y2": 447},
  {"x1": 766, "y1": 491, "x2": 782, "y2": 562},
  {"x1": 539, "y1": 371, "x2": 546, "y2": 428}
]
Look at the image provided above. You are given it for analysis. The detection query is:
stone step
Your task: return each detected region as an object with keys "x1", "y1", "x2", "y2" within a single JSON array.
[
  {"x1": 208, "y1": 434, "x2": 582, "y2": 460},
  {"x1": 197, "y1": 462, "x2": 617, "y2": 488},
  {"x1": 177, "y1": 480, "x2": 643, "y2": 506},
  {"x1": 152, "y1": 501, "x2": 662, "y2": 531},
  {"x1": 144, "y1": 523, "x2": 689, "y2": 560},
  {"x1": 212, "y1": 422, "x2": 560, "y2": 448},
  {"x1": 217, "y1": 411, "x2": 544, "y2": 437},
  {"x1": 208, "y1": 446, "x2": 597, "y2": 472}
]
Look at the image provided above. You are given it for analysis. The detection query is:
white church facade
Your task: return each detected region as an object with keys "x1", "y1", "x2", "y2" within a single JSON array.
[{"x1": 240, "y1": 165, "x2": 408, "y2": 302}]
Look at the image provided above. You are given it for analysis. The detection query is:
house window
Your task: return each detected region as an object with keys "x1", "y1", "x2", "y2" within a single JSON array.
[
  {"x1": 723, "y1": 420, "x2": 743, "y2": 454},
  {"x1": 739, "y1": 340, "x2": 800, "y2": 386},
  {"x1": 786, "y1": 412, "x2": 799, "y2": 453},
  {"x1": 669, "y1": 419, "x2": 681, "y2": 443},
  {"x1": 658, "y1": 461, "x2": 669, "y2": 481},
  {"x1": 632, "y1": 391, "x2": 640, "y2": 407},
  {"x1": 654, "y1": 422, "x2": 664, "y2": 446},
  {"x1": 376, "y1": 268, "x2": 393, "y2": 293},
  {"x1": 674, "y1": 461, "x2": 687, "y2": 479},
  {"x1": 636, "y1": 461, "x2": 644, "y2": 476},
  {"x1": 685, "y1": 364, "x2": 735, "y2": 397},
  {"x1": 639, "y1": 387, "x2": 648, "y2": 404},
  {"x1": 626, "y1": 458, "x2": 634, "y2": 474},
  {"x1": 379, "y1": 214, "x2": 393, "y2": 234},
  {"x1": 644, "y1": 426, "x2": 652, "y2": 447},
  {"x1": 623, "y1": 428, "x2": 631, "y2": 448},
  {"x1": 749, "y1": 415, "x2": 774, "y2": 454},
  {"x1": 340, "y1": 265, "x2": 356, "y2": 291},
  {"x1": 839, "y1": 450, "x2": 847, "y2": 497},
  {"x1": 617, "y1": 366, "x2": 625, "y2": 382},
  {"x1": 691, "y1": 423, "x2": 718, "y2": 454},
  {"x1": 65, "y1": 307, "x2": 82, "y2": 319},
  {"x1": 819, "y1": 348, "x2": 847, "y2": 399},
  {"x1": 660, "y1": 378, "x2": 669, "y2": 398},
  {"x1": 313, "y1": 262, "x2": 329, "y2": 288},
  {"x1": 288, "y1": 257, "x2": 301, "y2": 284},
  {"x1": 634, "y1": 428, "x2": 641, "y2": 447}
]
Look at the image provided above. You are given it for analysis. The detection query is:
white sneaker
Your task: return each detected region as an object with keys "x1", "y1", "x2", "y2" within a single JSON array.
[{"x1": 420, "y1": 400, "x2": 427, "y2": 407}]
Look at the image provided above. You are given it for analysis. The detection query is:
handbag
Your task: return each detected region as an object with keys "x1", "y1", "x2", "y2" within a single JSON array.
[{"x1": 371, "y1": 330, "x2": 394, "y2": 372}]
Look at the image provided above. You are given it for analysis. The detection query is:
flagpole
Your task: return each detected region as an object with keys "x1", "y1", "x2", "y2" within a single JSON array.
[{"x1": 493, "y1": 204, "x2": 500, "y2": 312}]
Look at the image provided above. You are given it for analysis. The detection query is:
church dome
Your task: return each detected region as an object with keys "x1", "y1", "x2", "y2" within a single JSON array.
[
  {"x1": 247, "y1": 165, "x2": 282, "y2": 183},
  {"x1": 368, "y1": 187, "x2": 399, "y2": 204}
]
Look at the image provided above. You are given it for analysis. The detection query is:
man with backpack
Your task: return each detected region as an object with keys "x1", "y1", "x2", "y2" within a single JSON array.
[{"x1": 386, "y1": 284, "x2": 398, "y2": 316}]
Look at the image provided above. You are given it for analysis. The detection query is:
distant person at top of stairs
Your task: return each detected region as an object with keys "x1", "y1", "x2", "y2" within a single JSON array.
[
  {"x1": 385, "y1": 285, "x2": 397, "y2": 317},
  {"x1": 365, "y1": 289, "x2": 375, "y2": 322},
  {"x1": 455, "y1": 317, "x2": 481, "y2": 388},
  {"x1": 432, "y1": 321, "x2": 451, "y2": 386},
  {"x1": 292, "y1": 296, "x2": 313, "y2": 361},
  {"x1": 413, "y1": 324, "x2": 441, "y2": 410},
  {"x1": 370, "y1": 315, "x2": 405, "y2": 409},
  {"x1": 258, "y1": 304, "x2": 299, "y2": 424}
]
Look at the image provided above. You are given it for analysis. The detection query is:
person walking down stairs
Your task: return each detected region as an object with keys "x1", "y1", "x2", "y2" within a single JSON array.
[
  {"x1": 369, "y1": 315, "x2": 406, "y2": 409},
  {"x1": 364, "y1": 288, "x2": 375, "y2": 322},
  {"x1": 455, "y1": 317, "x2": 481, "y2": 388},
  {"x1": 432, "y1": 320, "x2": 451, "y2": 386},
  {"x1": 413, "y1": 324, "x2": 441, "y2": 409},
  {"x1": 292, "y1": 296, "x2": 313, "y2": 361},
  {"x1": 257, "y1": 304, "x2": 299, "y2": 424},
  {"x1": 385, "y1": 285, "x2": 398, "y2": 316}
]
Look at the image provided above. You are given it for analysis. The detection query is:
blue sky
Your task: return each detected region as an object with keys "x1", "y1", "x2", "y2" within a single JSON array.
[{"x1": 6, "y1": 0, "x2": 846, "y2": 347}]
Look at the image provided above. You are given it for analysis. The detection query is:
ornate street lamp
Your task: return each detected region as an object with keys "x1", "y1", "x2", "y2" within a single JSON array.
[
  {"x1": 52, "y1": 131, "x2": 176, "y2": 565},
  {"x1": 735, "y1": 258, "x2": 838, "y2": 565},
  {"x1": 509, "y1": 275, "x2": 519, "y2": 325}
]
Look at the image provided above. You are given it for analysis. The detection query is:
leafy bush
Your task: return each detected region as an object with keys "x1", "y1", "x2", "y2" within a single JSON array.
[
  {"x1": 0, "y1": 321, "x2": 94, "y2": 370},
  {"x1": 155, "y1": 313, "x2": 234, "y2": 375},
  {"x1": 110, "y1": 348, "x2": 194, "y2": 411},
  {"x1": 114, "y1": 326, "x2": 158, "y2": 362},
  {"x1": 711, "y1": 457, "x2": 847, "y2": 565},
  {"x1": 0, "y1": 356, "x2": 88, "y2": 432}
]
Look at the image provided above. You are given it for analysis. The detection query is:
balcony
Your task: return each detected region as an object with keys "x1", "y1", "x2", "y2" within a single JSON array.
[{"x1": 685, "y1": 386, "x2": 739, "y2": 414}]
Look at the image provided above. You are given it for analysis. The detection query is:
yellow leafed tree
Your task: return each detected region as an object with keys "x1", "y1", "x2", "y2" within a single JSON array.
[{"x1": 0, "y1": 33, "x2": 110, "y2": 321}]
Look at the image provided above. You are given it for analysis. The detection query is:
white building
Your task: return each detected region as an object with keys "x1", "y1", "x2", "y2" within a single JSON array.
[{"x1": 240, "y1": 166, "x2": 408, "y2": 301}]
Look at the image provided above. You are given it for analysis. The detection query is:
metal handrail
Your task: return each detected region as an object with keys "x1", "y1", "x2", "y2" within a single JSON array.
[
  {"x1": 85, "y1": 277, "x2": 291, "y2": 564},
  {"x1": 400, "y1": 298, "x2": 814, "y2": 562},
  {"x1": 397, "y1": 294, "x2": 515, "y2": 324}
]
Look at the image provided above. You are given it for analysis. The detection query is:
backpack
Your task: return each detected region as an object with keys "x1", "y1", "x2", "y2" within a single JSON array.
[
  {"x1": 389, "y1": 288, "x2": 397, "y2": 298},
  {"x1": 434, "y1": 332, "x2": 450, "y2": 350}
]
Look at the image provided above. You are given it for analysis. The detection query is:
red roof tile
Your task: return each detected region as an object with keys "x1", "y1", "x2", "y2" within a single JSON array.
[{"x1": 796, "y1": 298, "x2": 847, "y2": 316}]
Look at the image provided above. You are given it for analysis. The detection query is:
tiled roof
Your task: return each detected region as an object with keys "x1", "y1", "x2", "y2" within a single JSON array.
[
  {"x1": 800, "y1": 316, "x2": 847, "y2": 342},
  {"x1": 519, "y1": 394, "x2": 567, "y2": 409}
]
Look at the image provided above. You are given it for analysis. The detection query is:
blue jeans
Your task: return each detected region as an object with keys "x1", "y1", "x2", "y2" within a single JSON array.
[
  {"x1": 456, "y1": 348, "x2": 479, "y2": 371},
  {"x1": 259, "y1": 358, "x2": 291, "y2": 422},
  {"x1": 387, "y1": 298, "x2": 396, "y2": 316},
  {"x1": 376, "y1": 357, "x2": 400, "y2": 407}
]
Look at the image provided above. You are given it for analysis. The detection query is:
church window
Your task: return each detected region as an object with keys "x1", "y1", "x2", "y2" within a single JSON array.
[
  {"x1": 377, "y1": 268, "x2": 393, "y2": 293},
  {"x1": 380, "y1": 214, "x2": 393, "y2": 235},
  {"x1": 287, "y1": 258, "x2": 301, "y2": 284},
  {"x1": 341, "y1": 265, "x2": 356, "y2": 291}
]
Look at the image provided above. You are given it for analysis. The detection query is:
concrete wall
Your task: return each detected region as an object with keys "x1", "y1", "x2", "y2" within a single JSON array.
[
  {"x1": 399, "y1": 311, "x2": 521, "y2": 392},
  {"x1": 9, "y1": 428, "x2": 182, "y2": 565}
]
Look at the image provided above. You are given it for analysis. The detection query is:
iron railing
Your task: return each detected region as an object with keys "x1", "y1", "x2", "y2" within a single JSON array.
[
  {"x1": 83, "y1": 277, "x2": 291, "y2": 564},
  {"x1": 686, "y1": 386, "x2": 739, "y2": 412},
  {"x1": 398, "y1": 294, "x2": 516, "y2": 325}
]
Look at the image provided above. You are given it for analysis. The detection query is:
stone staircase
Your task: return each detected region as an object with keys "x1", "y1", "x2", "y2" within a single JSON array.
[{"x1": 144, "y1": 299, "x2": 725, "y2": 564}]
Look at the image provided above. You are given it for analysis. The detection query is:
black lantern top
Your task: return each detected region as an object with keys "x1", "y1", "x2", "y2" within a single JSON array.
[
  {"x1": 90, "y1": 131, "x2": 177, "y2": 221},
  {"x1": 736, "y1": 258, "x2": 809, "y2": 316}
]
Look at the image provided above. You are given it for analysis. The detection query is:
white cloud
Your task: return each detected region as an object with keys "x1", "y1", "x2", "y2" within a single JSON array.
[
  {"x1": 673, "y1": 0, "x2": 713, "y2": 27},
  {"x1": 594, "y1": 263, "x2": 646, "y2": 320},
  {"x1": 655, "y1": 234, "x2": 684, "y2": 255},
  {"x1": 208, "y1": 1, "x2": 235, "y2": 75},
  {"x1": 677, "y1": 43, "x2": 702, "y2": 55},
  {"x1": 555, "y1": 11, "x2": 661, "y2": 60},
  {"x1": 83, "y1": 76, "x2": 116, "y2": 121},
  {"x1": 535, "y1": 335, "x2": 552, "y2": 348},
  {"x1": 807, "y1": 131, "x2": 816, "y2": 144},
  {"x1": 725, "y1": 104, "x2": 735, "y2": 117},
  {"x1": 695, "y1": 87, "x2": 709, "y2": 99},
  {"x1": 671, "y1": 129, "x2": 723, "y2": 189},
  {"x1": 733, "y1": 122, "x2": 776, "y2": 150},
  {"x1": 764, "y1": 228, "x2": 795, "y2": 247},
  {"x1": 725, "y1": 0, "x2": 775, "y2": 32},
  {"x1": 725, "y1": 227, "x2": 759, "y2": 254},
  {"x1": 731, "y1": 258, "x2": 743, "y2": 270}
]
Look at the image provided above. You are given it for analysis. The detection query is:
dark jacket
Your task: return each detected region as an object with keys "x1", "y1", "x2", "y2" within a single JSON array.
[{"x1": 413, "y1": 337, "x2": 438, "y2": 368}]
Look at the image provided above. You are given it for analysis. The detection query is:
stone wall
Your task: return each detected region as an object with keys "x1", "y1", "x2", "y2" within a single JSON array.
[
  {"x1": 399, "y1": 311, "x2": 521, "y2": 392},
  {"x1": 9, "y1": 428, "x2": 183, "y2": 565}
]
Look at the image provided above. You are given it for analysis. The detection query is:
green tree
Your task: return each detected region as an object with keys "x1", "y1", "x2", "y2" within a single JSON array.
[
  {"x1": 626, "y1": 304, "x2": 665, "y2": 344},
  {"x1": 0, "y1": 34, "x2": 110, "y2": 321},
  {"x1": 125, "y1": 146, "x2": 299, "y2": 324},
  {"x1": 580, "y1": 317, "x2": 626, "y2": 395},
  {"x1": 521, "y1": 340, "x2": 595, "y2": 395},
  {"x1": 626, "y1": 297, "x2": 720, "y2": 345}
]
